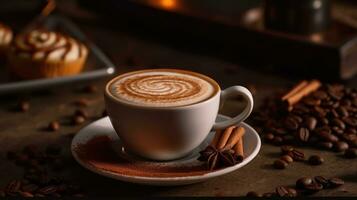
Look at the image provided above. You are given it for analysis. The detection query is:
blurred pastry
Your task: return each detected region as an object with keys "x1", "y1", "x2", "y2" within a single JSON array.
[
  {"x1": 0, "y1": 22, "x2": 13, "y2": 59},
  {"x1": 8, "y1": 29, "x2": 88, "y2": 79}
]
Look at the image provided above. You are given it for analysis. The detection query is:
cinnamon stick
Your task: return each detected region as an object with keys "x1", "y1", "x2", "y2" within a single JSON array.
[
  {"x1": 285, "y1": 80, "x2": 321, "y2": 106},
  {"x1": 210, "y1": 130, "x2": 223, "y2": 147},
  {"x1": 216, "y1": 126, "x2": 236, "y2": 149},
  {"x1": 282, "y1": 80, "x2": 309, "y2": 101},
  {"x1": 224, "y1": 126, "x2": 245, "y2": 149},
  {"x1": 234, "y1": 138, "x2": 244, "y2": 161}
]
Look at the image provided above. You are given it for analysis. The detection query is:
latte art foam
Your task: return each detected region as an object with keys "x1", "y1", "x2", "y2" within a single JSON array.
[{"x1": 109, "y1": 70, "x2": 218, "y2": 107}]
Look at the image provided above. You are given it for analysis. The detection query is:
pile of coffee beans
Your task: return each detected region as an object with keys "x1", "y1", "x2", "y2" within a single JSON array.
[
  {"x1": 2, "y1": 145, "x2": 84, "y2": 197},
  {"x1": 246, "y1": 176, "x2": 344, "y2": 197},
  {"x1": 252, "y1": 83, "x2": 357, "y2": 158}
]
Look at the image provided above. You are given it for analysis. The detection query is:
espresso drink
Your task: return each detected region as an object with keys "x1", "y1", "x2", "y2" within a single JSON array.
[{"x1": 108, "y1": 69, "x2": 219, "y2": 107}]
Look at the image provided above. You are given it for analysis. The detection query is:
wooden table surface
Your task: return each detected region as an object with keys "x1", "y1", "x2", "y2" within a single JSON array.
[{"x1": 0, "y1": 1, "x2": 357, "y2": 197}]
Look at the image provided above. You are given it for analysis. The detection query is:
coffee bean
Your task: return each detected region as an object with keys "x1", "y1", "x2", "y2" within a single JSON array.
[
  {"x1": 313, "y1": 90, "x2": 328, "y2": 99},
  {"x1": 337, "y1": 107, "x2": 349, "y2": 117},
  {"x1": 280, "y1": 155, "x2": 293, "y2": 163},
  {"x1": 273, "y1": 159, "x2": 288, "y2": 169},
  {"x1": 38, "y1": 186, "x2": 57, "y2": 195},
  {"x1": 5, "y1": 180, "x2": 21, "y2": 193},
  {"x1": 288, "y1": 149, "x2": 305, "y2": 161},
  {"x1": 264, "y1": 133, "x2": 275, "y2": 142},
  {"x1": 73, "y1": 116, "x2": 85, "y2": 125},
  {"x1": 286, "y1": 188, "x2": 297, "y2": 197},
  {"x1": 48, "y1": 121, "x2": 60, "y2": 131},
  {"x1": 332, "y1": 119, "x2": 346, "y2": 130},
  {"x1": 16, "y1": 101, "x2": 30, "y2": 112},
  {"x1": 276, "y1": 186, "x2": 289, "y2": 197},
  {"x1": 317, "y1": 141, "x2": 333, "y2": 149},
  {"x1": 246, "y1": 191, "x2": 262, "y2": 197},
  {"x1": 308, "y1": 155, "x2": 324, "y2": 165},
  {"x1": 22, "y1": 184, "x2": 39, "y2": 193},
  {"x1": 281, "y1": 145, "x2": 294, "y2": 154},
  {"x1": 305, "y1": 182, "x2": 323, "y2": 193},
  {"x1": 332, "y1": 126, "x2": 344, "y2": 135},
  {"x1": 285, "y1": 118, "x2": 299, "y2": 130},
  {"x1": 328, "y1": 178, "x2": 344, "y2": 188},
  {"x1": 314, "y1": 176, "x2": 330, "y2": 188},
  {"x1": 74, "y1": 109, "x2": 88, "y2": 119},
  {"x1": 304, "y1": 116, "x2": 317, "y2": 130},
  {"x1": 344, "y1": 148, "x2": 357, "y2": 159},
  {"x1": 73, "y1": 193, "x2": 85, "y2": 197},
  {"x1": 314, "y1": 106, "x2": 326, "y2": 117},
  {"x1": 74, "y1": 98, "x2": 89, "y2": 107},
  {"x1": 262, "y1": 192, "x2": 276, "y2": 197},
  {"x1": 290, "y1": 114, "x2": 303, "y2": 123},
  {"x1": 296, "y1": 177, "x2": 313, "y2": 189},
  {"x1": 18, "y1": 191, "x2": 34, "y2": 198},
  {"x1": 319, "y1": 117, "x2": 329, "y2": 125},
  {"x1": 334, "y1": 141, "x2": 349, "y2": 152},
  {"x1": 343, "y1": 117, "x2": 357, "y2": 127},
  {"x1": 297, "y1": 127, "x2": 310, "y2": 142}
]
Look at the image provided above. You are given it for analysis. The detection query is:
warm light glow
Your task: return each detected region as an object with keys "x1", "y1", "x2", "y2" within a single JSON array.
[
  {"x1": 310, "y1": 33, "x2": 323, "y2": 43},
  {"x1": 159, "y1": 0, "x2": 176, "y2": 9}
]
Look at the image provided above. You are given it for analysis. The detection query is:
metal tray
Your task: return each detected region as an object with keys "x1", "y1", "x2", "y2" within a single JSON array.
[{"x1": 0, "y1": 14, "x2": 115, "y2": 94}]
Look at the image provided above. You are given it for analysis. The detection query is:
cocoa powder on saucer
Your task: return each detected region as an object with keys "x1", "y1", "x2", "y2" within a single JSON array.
[{"x1": 74, "y1": 136, "x2": 212, "y2": 178}]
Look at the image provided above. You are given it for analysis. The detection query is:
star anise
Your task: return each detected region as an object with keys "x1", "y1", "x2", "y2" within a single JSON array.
[{"x1": 198, "y1": 146, "x2": 238, "y2": 170}]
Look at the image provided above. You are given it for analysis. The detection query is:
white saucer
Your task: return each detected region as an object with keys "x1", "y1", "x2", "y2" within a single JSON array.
[{"x1": 71, "y1": 115, "x2": 261, "y2": 186}]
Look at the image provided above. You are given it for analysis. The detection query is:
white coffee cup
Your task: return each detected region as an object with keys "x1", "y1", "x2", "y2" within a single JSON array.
[{"x1": 105, "y1": 69, "x2": 253, "y2": 160}]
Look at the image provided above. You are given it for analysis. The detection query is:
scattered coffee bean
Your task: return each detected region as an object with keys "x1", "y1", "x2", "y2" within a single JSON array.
[
  {"x1": 328, "y1": 178, "x2": 345, "y2": 188},
  {"x1": 281, "y1": 145, "x2": 294, "y2": 154},
  {"x1": 275, "y1": 186, "x2": 289, "y2": 197},
  {"x1": 308, "y1": 155, "x2": 324, "y2": 165},
  {"x1": 344, "y1": 148, "x2": 357, "y2": 159},
  {"x1": 273, "y1": 159, "x2": 288, "y2": 169},
  {"x1": 18, "y1": 191, "x2": 34, "y2": 197},
  {"x1": 246, "y1": 191, "x2": 262, "y2": 197},
  {"x1": 280, "y1": 155, "x2": 293, "y2": 163},
  {"x1": 48, "y1": 121, "x2": 60, "y2": 131},
  {"x1": 73, "y1": 115, "x2": 85, "y2": 125},
  {"x1": 74, "y1": 109, "x2": 88, "y2": 119},
  {"x1": 334, "y1": 141, "x2": 349, "y2": 152},
  {"x1": 304, "y1": 182, "x2": 323, "y2": 193},
  {"x1": 74, "y1": 98, "x2": 89, "y2": 107},
  {"x1": 262, "y1": 192, "x2": 276, "y2": 197},
  {"x1": 5, "y1": 180, "x2": 21, "y2": 193},
  {"x1": 16, "y1": 101, "x2": 30, "y2": 112},
  {"x1": 314, "y1": 176, "x2": 330, "y2": 188},
  {"x1": 287, "y1": 149, "x2": 305, "y2": 161},
  {"x1": 296, "y1": 177, "x2": 313, "y2": 189}
]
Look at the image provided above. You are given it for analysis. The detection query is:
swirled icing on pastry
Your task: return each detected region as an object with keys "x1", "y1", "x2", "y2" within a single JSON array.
[
  {"x1": 11, "y1": 29, "x2": 87, "y2": 62},
  {"x1": 110, "y1": 70, "x2": 218, "y2": 107}
]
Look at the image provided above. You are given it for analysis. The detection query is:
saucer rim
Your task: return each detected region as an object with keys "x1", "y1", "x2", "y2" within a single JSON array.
[{"x1": 71, "y1": 115, "x2": 261, "y2": 184}]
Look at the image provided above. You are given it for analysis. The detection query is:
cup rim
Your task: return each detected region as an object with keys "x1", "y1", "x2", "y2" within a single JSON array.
[{"x1": 105, "y1": 68, "x2": 221, "y2": 110}]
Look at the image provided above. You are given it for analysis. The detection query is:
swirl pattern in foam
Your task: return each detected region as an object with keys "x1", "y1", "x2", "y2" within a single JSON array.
[{"x1": 109, "y1": 70, "x2": 218, "y2": 107}]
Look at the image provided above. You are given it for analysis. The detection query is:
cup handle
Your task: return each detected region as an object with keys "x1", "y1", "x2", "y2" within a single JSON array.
[{"x1": 212, "y1": 86, "x2": 254, "y2": 130}]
